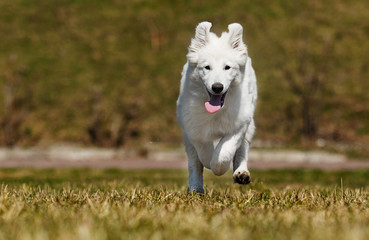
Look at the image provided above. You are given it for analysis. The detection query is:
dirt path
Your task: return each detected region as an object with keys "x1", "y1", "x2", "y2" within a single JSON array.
[
  {"x1": 1, "y1": 147, "x2": 369, "y2": 170},
  {"x1": 1, "y1": 158, "x2": 369, "y2": 170}
]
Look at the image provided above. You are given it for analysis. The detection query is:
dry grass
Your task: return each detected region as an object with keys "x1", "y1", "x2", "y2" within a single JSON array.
[{"x1": 0, "y1": 169, "x2": 368, "y2": 240}]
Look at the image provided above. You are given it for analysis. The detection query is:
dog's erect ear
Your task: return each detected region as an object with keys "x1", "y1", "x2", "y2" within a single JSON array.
[
  {"x1": 191, "y1": 21, "x2": 212, "y2": 51},
  {"x1": 228, "y1": 23, "x2": 247, "y2": 64},
  {"x1": 228, "y1": 23, "x2": 247, "y2": 52},
  {"x1": 187, "y1": 21, "x2": 212, "y2": 63}
]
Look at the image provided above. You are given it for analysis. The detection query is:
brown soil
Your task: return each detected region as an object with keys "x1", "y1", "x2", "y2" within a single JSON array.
[
  {"x1": 1, "y1": 147, "x2": 368, "y2": 170},
  {"x1": 1, "y1": 157, "x2": 369, "y2": 170}
]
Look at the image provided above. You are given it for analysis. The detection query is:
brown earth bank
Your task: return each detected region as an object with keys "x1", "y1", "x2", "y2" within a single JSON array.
[{"x1": 1, "y1": 145, "x2": 369, "y2": 170}]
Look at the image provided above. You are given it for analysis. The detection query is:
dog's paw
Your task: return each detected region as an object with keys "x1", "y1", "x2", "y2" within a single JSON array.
[{"x1": 233, "y1": 171, "x2": 251, "y2": 185}]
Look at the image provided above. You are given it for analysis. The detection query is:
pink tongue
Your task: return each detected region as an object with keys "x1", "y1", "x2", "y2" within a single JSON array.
[{"x1": 205, "y1": 94, "x2": 222, "y2": 113}]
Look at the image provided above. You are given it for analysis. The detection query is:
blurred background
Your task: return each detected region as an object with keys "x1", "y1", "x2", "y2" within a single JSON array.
[{"x1": 0, "y1": 0, "x2": 368, "y2": 158}]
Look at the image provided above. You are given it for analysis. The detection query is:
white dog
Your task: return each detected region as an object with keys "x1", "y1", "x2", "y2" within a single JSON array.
[{"x1": 177, "y1": 22, "x2": 257, "y2": 193}]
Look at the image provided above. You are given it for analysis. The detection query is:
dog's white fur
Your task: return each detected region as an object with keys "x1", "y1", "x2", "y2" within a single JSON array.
[{"x1": 177, "y1": 22, "x2": 257, "y2": 193}]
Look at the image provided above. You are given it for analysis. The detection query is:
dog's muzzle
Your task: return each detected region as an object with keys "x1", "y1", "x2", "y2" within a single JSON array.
[{"x1": 205, "y1": 90, "x2": 227, "y2": 113}]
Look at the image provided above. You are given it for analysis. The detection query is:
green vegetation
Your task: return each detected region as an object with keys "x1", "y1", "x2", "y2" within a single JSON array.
[
  {"x1": 0, "y1": 0, "x2": 368, "y2": 155},
  {"x1": 0, "y1": 169, "x2": 369, "y2": 240}
]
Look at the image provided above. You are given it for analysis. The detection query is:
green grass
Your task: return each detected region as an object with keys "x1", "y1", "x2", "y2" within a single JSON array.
[
  {"x1": 0, "y1": 0, "x2": 368, "y2": 154},
  {"x1": 1, "y1": 169, "x2": 369, "y2": 240}
]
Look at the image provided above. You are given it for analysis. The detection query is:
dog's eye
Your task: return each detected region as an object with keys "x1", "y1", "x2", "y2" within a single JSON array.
[
  {"x1": 224, "y1": 65, "x2": 231, "y2": 70},
  {"x1": 204, "y1": 65, "x2": 211, "y2": 70}
]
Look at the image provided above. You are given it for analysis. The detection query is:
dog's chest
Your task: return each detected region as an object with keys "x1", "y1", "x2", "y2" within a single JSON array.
[{"x1": 186, "y1": 107, "x2": 238, "y2": 141}]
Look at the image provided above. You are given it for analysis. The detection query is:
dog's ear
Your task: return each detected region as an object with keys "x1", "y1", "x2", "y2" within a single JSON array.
[
  {"x1": 228, "y1": 23, "x2": 247, "y2": 52},
  {"x1": 228, "y1": 23, "x2": 248, "y2": 64},
  {"x1": 187, "y1": 21, "x2": 212, "y2": 63}
]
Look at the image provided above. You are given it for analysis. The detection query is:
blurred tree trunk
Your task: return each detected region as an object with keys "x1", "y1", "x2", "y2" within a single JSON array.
[
  {"x1": 284, "y1": 67, "x2": 321, "y2": 140},
  {"x1": 87, "y1": 86, "x2": 138, "y2": 147},
  {"x1": 281, "y1": 7, "x2": 331, "y2": 141},
  {"x1": 1, "y1": 55, "x2": 30, "y2": 147},
  {"x1": 87, "y1": 86, "x2": 103, "y2": 146}
]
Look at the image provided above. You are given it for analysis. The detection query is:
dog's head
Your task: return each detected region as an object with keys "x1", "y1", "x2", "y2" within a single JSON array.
[{"x1": 187, "y1": 22, "x2": 248, "y2": 113}]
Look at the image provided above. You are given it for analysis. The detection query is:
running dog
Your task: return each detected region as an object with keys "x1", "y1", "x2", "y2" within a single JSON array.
[{"x1": 177, "y1": 21, "x2": 257, "y2": 193}]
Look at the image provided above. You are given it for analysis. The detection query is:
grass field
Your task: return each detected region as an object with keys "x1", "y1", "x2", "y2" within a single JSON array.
[
  {"x1": 0, "y1": 168, "x2": 369, "y2": 240},
  {"x1": 1, "y1": 0, "x2": 369, "y2": 155}
]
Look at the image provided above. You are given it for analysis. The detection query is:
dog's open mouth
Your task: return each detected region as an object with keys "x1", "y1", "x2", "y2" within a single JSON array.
[{"x1": 205, "y1": 91, "x2": 227, "y2": 113}]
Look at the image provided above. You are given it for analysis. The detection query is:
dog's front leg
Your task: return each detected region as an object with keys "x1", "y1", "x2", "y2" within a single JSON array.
[
  {"x1": 210, "y1": 126, "x2": 246, "y2": 176},
  {"x1": 184, "y1": 135, "x2": 204, "y2": 193},
  {"x1": 233, "y1": 120, "x2": 255, "y2": 184},
  {"x1": 233, "y1": 138, "x2": 251, "y2": 184}
]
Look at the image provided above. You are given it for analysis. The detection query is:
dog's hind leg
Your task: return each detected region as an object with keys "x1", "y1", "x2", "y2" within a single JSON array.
[
  {"x1": 233, "y1": 120, "x2": 255, "y2": 184},
  {"x1": 184, "y1": 135, "x2": 204, "y2": 193}
]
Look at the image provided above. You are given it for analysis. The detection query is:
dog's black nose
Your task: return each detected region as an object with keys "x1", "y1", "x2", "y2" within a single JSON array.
[{"x1": 212, "y1": 82, "x2": 224, "y2": 94}]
